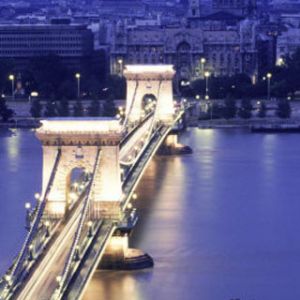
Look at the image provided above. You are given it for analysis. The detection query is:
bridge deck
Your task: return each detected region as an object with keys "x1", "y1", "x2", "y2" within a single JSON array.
[
  {"x1": 59, "y1": 222, "x2": 115, "y2": 300},
  {"x1": 16, "y1": 202, "x2": 84, "y2": 300}
]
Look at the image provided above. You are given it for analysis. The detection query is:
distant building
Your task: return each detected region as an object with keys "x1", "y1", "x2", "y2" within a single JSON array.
[
  {"x1": 277, "y1": 27, "x2": 300, "y2": 62},
  {"x1": 0, "y1": 21, "x2": 94, "y2": 69},
  {"x1": 109, "y1": 17, "x2": 258, "y2": 83}
]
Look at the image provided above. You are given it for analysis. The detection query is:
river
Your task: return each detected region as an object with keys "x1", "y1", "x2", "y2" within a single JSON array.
[{"x1": 0, "y1": 128, "x2": 300, "y2": 300}]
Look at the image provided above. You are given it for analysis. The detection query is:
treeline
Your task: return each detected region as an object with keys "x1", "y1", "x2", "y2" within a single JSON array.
[
  {"x1": 0, "y1": 53, "x2": 126, "y2": 100},
  {"x1": 185, "y1": 48, "x2": 300, "y2": 100},
  {"x1": 30, "y1": 98, "x2": 117, "y2": 118},
  {"x1": 201, "y1": 98, "x2": 291, "y2": 120}
]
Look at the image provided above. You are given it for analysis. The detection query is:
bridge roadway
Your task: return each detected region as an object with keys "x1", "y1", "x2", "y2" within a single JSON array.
[
  {"x1": 120, "y1": 114, "x2": 154, "y2": 163},
  {"x1": 16, "y1": 197, "x2": 85, "y2": 300}
]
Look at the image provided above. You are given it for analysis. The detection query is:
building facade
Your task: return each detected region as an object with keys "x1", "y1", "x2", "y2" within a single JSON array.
[
  {"x1": 109, "y1": 18, "x2": 258, "y2": 82},
  {"x1": 0, "y1": 22, "x2": 94, "y2": 68}
]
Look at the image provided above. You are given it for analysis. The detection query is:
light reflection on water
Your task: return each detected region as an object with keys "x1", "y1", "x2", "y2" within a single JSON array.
[{"x1": 0, "y1": 129, "x2": 300, "y2": 300}]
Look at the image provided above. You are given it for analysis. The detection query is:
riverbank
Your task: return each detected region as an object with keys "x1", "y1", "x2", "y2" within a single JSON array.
[
  {"x1": 0, "y1": 119, "x2": 40, "y2": 129},
  {"x1": 197, "y1": 117, "x2": 300, "y2": 129}
]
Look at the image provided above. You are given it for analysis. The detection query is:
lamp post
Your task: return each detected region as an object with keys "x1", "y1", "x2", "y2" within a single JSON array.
[
  {"x1": 9, "y1": 75, "x2": 15, "y2": 101},
  {"x1": 204, "y1": 71, "x2": 212, "y2": 121},
  {"x1": 204, "y1": 71, "x2": 210, "y2": 100},
  {"x1": 75, "y1": 73, "x2": 81, "y2": 99},
  {"x1": 200, "y1": 58, "x2": 206, "y2": 78},
  {"x1": 118, "y1": 58, "x2": 123, "y2": 76},
  {"x1": 266, "y1": 72, "x2": 272, "y2": 101}
]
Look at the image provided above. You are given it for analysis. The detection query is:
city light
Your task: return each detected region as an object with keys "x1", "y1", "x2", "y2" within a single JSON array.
[
  {"x1": 277, "y1": 57, "x2": 284, "y2": 66},
  {"x1": 8, "y1": 74, "x2": 15, "y2": 100},
  {"x1": 30, "y1": 91, "x2": 39, "y2": 97},
  {"x1": 204, "y1": 71, "x2": 210, "y2": 78}
]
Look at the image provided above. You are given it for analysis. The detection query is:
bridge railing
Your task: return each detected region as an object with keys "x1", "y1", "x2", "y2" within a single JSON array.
[{"x1": 0, "y1": 148, "x2": 62, "y2": 299}]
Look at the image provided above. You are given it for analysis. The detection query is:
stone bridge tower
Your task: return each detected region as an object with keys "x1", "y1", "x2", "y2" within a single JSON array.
[
  {"x1": 36, "y1": 118, "x2": 123, "y2": 219},
  {"x1": 124, "y1": 65, "x2": 175, "y2": 124}
]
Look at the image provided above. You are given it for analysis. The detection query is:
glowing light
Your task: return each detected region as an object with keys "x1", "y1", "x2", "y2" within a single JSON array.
[
  {"x1": 75, "y1": 73, "x2": 81, "y2": 79},
  {"x1": 200, "y1": 58, "x2": 206, "y2": 64},
  {"x1": 30, "y1": 91, "x2": 39, "y2": 97},
  {"x1": 127, "y1": 203, "x2": 133, "y2": 209},
  {"x1": 267, "y1": 72, "x2": 272, "y2": 79},
  {"x1": 69, "y1": 192, "x2": 77, "y2": 201},
  {"x1": 25, "y1": 202, "x2": 31, "y2": 210},
  {"x1": 204, "y1": 71, "x2": 210, "y2": 78},
  {"x1": 277, "y1": 57, "x2": 284, "y2": 66},
  {"x1": 8, "y1": 75, "x2": 14, "y2": 81},
  {"x1": 88, "y1": 221, "x2": 93, "y2": 227},
  {"x1": 34, "y1": 193, "x2": 41, "y2": 200},
  {"x1": 132, "y1": 193, "x2": 138, "y2": 200}
]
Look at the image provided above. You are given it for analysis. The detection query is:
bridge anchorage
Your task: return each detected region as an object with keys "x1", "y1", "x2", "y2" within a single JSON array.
[{"x1": 0, "y1": 65, "x2": 191, "y2": 300}]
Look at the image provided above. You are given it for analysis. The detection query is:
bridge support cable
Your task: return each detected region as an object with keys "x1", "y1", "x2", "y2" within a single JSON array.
[
  {"x1": 51, "y1": 148, "x2": 101, "y2": 300},
  {"x1": 145, "y1": 79, "x2": 162, "y2": 142},
  {"x1": 123, "y1": 80, "x2": 139, "y2": 128},
  {"x1": 6, "y1": 149, "x2": 62, "y2": 287},
  {"x1": 121, "y1": 110, "x2": 185, "y2": 202},
  {"x1": 119, "y1": 79, "x2": 162, "y2": 167}
]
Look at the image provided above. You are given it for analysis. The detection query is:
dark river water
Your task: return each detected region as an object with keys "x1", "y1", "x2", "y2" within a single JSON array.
[{"x1": 0, "y1": 128, "x2": 300, "y2": 300}]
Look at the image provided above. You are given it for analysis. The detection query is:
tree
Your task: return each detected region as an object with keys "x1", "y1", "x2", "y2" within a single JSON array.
[
  {"x1": 277, "y1": 100, "x2": 291, "y2": 118},
  {"x1": 0, "y1": 98, "x2": 14, "y2": 122},
  {"x1": 257, "y1": 102, "x2": 267, "y2": 118},
  {"x1": 88, "y1": 99, "x2": 101, "y2": 117},
  {"x1": 30, "y1": 99, "x2": 43, "y2": 118},
  {"x1": 73, "y1": 100, "x2": 84, "y2": 117},
  {"x1": 106, "y1": 75, "x2": 126, "y2": 99},
  {"x1": 223, "y1": 95, "x2": 237, "y2": 119},
  {"x1": 103, "y1": 97, "x2": 117, "y2": 117},
  {"x1": 56, "y1": 99, "x2": 70, "y2": 117},
  {"x1": 238, "y1": 98, "x2": 253, "y2": 119},
  {"x1": 44, "y1": 101, "x2": 57, "y2": 117}
]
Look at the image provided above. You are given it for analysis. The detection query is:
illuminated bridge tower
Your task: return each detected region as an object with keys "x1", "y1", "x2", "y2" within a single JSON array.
[
  {"x1": 124, "y1": 65, "x2": 175, "y2": 124},
  {"x1": 36, "y1": 118, "x2": 123, "y2": 219}
]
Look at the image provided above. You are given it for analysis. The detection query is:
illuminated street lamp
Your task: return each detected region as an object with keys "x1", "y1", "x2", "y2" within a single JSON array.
[
  {"x1": 204, "y1": 71, "x2": 210, "y2": 99},
  {"x1": 200, "y1": 58, "x2": 206, "y2": 78},
  {"x1": 266, "y1": 72, "x2": 272, "y2": 101},
  {"x1": 9, "y1": 75, "x2": 15, "y2": 101},
  {"x1": 75, "y1": 73, "x2": 81, "y2": 98},
  {"x1": 29, "y1": 91, "x2": 39, "y2": 103},
  {"x1": 277, "y1": 57, "x2": 284, "y2": 66},
  {"x1": 88, "y1": 221, "x2": 93, "y2": 237},
  {"x1": 118, "y1": 58, "x2": 123, "y2": 76}
]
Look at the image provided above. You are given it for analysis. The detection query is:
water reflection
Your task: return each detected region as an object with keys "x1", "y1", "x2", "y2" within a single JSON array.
[{"x1": 1, "y1": 129, "x2": 300, "y2": 300}]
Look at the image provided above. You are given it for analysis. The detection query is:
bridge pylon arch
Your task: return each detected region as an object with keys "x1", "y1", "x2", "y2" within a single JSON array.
[
  {"x1": 124, "y1": 65, "x2": 175, "y2": 124},
  {"x1": 36, "y1": 118, "x2": 123, "y2": 219}
]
